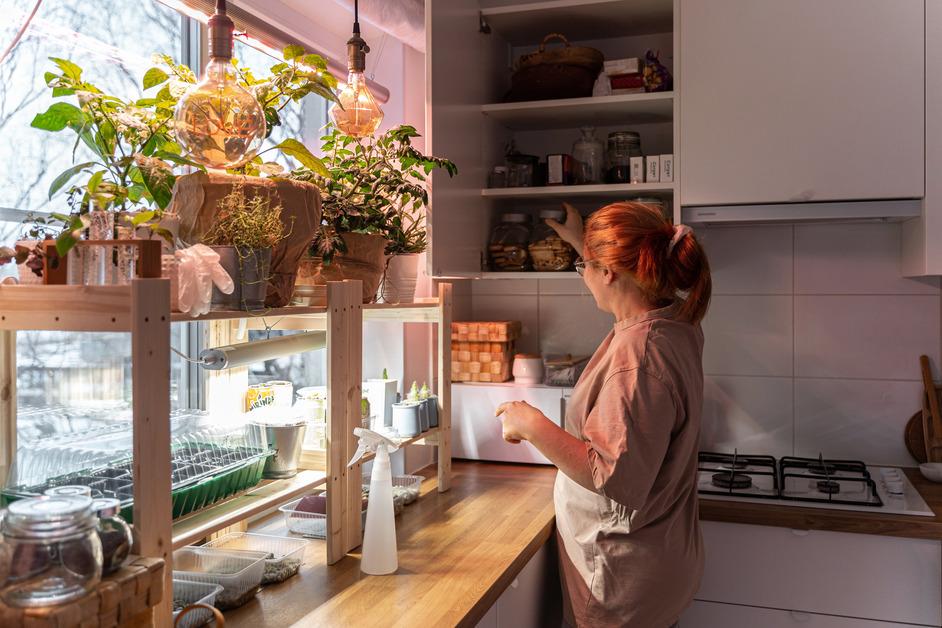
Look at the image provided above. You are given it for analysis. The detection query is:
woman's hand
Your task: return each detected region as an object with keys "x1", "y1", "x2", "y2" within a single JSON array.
[
  {"x1": 545, "y1": 202, "x2": 584, "y2": 254},
  {"x1": 495, "y1": 401, "x2": 547, "y2": 444}
]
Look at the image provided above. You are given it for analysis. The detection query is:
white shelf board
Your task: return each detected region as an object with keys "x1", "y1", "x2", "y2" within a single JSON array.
[
  {"x1": 479, "y1": 272, "x2": 579, "y2": 279},
  {"x1": 482, "y1": 93, "x2": 673, "y2": 130},
  {"x1": 482, "y1": 182, "x2": 674, "y2": 200},
  {"x1": 480, "y1": 0, "x2": 673, "y2": 44}
]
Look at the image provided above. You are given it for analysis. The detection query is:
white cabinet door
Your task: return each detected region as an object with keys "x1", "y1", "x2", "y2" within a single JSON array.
[
  {"x1": 426, "y1": 0, "x2": 510, "y2": 277},
  {"x1": 453, "y1": 384, "x2": 565, "y2": 464},
  {"x1": 682, "y1": 600, "x2": 924, "y2": 628},
  {"x1": 680, "y1": 0, "x2": 924, "y2": 207},
  {"x1": 694, "y1": 521, "x2": 942, "y2": 626}
]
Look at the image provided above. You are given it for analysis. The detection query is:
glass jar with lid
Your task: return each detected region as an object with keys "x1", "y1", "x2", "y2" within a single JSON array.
[
  {"x1": 606, "y1": 131, "x2": 642, "y2": 183},
  {"x1": 91, "y1": 498, "x2": 132, "y2": 576},
  {"x1": 489, "y1": 213, "x2": 532, "y2": 271},
  {"x1": 572, "y1": 127, "x2": 604, "y2": 184},
  {"x1": 529, "y1": 209, "x2": 576, "y2": 271},
  {"x1": 1, "y1": 495, "x2": 103, "y2": 608}
]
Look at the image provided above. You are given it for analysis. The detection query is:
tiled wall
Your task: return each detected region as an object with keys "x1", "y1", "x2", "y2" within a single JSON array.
[{"x1": 464, "y1": 222, "x2": 941, "y2": 465}]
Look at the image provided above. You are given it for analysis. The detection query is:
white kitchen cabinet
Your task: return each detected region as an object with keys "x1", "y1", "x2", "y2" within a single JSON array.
[
  {"x1": 476, "y1": 542, "x2": 558, "y2": 628},
  {"x1": 693, "y1": 521, "x2": 942, "y2": 626},
  {"x1": 681, "y1": 600, "x2": 927, "y2": 628},
  {"x1": 453, "y1": 383, "x2": 567, "y2": 464},
  {"x1": 680, "y1": 0, "x2": 924, "y2": 207}
]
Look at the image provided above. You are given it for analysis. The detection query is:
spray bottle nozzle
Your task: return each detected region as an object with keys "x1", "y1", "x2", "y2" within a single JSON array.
[{"x1": 347, "y1": 427, "x2": 400, "y2": 467}]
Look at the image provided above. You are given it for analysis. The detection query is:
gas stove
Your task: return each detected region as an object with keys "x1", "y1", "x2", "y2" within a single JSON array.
[{"x1": 697, "y1": 452, "x2": 934, "y2": 516}]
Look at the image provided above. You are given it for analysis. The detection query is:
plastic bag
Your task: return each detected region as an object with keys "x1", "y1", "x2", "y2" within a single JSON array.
[{"x1": 174, "y1": 244, "x2": 234, "y2": 317}]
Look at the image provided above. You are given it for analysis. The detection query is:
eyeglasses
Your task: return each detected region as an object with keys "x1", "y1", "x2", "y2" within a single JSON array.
[{"x1": 574, "y1": 259, "x2": 587, "y2": 276}]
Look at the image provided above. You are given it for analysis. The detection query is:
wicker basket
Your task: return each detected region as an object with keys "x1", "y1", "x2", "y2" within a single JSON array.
[
  {"x1": 506, "y1": 34, "x2": 604, "y2": 102},
  {"x1": 451, "y1": 322, "x2": 521, "y2": 383}
]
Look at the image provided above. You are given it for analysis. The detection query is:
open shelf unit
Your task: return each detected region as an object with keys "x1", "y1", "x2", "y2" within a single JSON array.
[
  {"x1": 427, "y1": 0, "x2": 679, "y2": 279},
  {"x1": 0, "y1": 280, "x2": 453, "y2": 626}
]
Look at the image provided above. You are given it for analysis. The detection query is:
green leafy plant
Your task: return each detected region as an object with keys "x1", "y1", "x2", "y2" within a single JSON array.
[
  {"x1": 202, "y1": 182, "x2": 289, "y2": 249},
  {"x1": 27, "y1": 46, "x2": 337, "y2": 257},
  {"x1": 291, "y1": 124, "x2": 457, "y2": 263}
]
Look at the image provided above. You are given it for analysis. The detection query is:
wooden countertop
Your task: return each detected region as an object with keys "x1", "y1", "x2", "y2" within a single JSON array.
[
  {"x1": 224, "y1": 462, "x2": 557, "y2": 628},
  {"x1": 699, "y1": 468, "x2": 942, "y2": 540}
]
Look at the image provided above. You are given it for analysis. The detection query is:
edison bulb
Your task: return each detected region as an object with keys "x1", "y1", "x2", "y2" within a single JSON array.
[
  {"x1": 330, "y1": 71, "x2": 383, "y2": 138},
  {"x1": 174, "y1": 58, "x2": 267, "y2": 169}
]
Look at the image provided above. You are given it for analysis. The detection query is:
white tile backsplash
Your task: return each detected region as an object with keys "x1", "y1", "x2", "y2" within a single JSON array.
[
  {"x1": 795, "y1": 295, "x2": 940, "y2": 380},
  {"x1": 701, "y1": 376, "x2": 794, "y2": 458},
  {"x1": 702, "y1": 296, "x2": 793, "y2": 377},
  {"x1": 796, "y1": 223, "x2": 940, "y2": 295},
  {"x1": 538, "y1": 295, "x2": 613, "y2": 356},
  {"x1": 460, "y1": 222, "x2": 941, "y2": 465},
  {"x1": 698, "y1": 225, "x2": 793, "y2": 295},
  {"x1": 795, "y1": 378, "x2": 923, "y2": 465}
]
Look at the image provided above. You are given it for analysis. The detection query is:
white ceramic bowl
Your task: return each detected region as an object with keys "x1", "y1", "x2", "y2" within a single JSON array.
[
  {"x1": 919, "y1": 463, "x2": 942, "y2": 483},
  {"x1": 512, "y1": 354, "x2": 544, "y2": 385}
]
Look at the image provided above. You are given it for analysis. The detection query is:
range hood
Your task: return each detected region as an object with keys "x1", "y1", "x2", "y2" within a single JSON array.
[{"x1": 681, "y1": 199, "x2": 922, "y2": 226}]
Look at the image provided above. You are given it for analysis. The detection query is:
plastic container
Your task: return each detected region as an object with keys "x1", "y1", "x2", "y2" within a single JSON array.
[
  {"x1": 172, "y1": 580, "x2": 223, "y2": 628},
  {"x1": 280, "y1": 494, "x2": 368, "y2": 539},
  {"x1": 0, "y1": 495, "x2": 102, "y2": 608},
  {"x1": 529, "y1": 209, "x2": 575, "y2": 271},
  {"x1": 172, "y1": 547, "x2": 268, "y2": 610},
  {"x1": 488, "y1": 213, "x2": 532, "y2": 272},
  {"x1": 203, "y1": 533, "x2": 309, "y2": 584}
]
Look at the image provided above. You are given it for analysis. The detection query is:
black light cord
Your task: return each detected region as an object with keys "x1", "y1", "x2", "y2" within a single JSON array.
[
  {"x1": 216, "y1": 0, "x2": 226, "y2": 13},
  {"x1": 353, "y1": 0, "x2": 361, "y2": 35}
]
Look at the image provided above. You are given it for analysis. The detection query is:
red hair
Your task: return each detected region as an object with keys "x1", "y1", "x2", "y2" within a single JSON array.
[{"x1": 583, "y1": 202, "x2": 712, "y2": 324}]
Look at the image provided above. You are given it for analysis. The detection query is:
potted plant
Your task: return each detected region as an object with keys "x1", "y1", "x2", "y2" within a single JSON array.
[
  {"x1": 201, "y1": 182, "x2": 287, "y2": 310},
  {"x1": 291, "y1": 124, "x2": 457, "y2": 303}
]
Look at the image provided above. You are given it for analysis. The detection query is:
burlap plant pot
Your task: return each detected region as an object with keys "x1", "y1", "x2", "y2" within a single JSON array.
[
  {"x1": 295, "y1": 232, "x2": 388, "y2": 304},
  {"x1": 169, "y1": 171, "x2": 321, "y2": 307}
]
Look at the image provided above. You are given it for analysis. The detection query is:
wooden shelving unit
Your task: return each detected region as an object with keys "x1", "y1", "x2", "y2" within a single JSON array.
[{"x1": 0, "y1": 280, "x2": 454, "y2": 626}]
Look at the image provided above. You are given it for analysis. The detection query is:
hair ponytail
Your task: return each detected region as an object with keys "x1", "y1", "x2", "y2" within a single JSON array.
[{"x1": 583, "y1": 202, "x2": 712, "y2": 324}]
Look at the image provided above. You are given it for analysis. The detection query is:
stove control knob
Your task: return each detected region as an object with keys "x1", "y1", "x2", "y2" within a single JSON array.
[{"x1": 885, "y1": 480, "x2": 905, "y2": 494}]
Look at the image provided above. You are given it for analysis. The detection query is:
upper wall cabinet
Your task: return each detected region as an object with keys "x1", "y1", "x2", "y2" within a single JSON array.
[{"x1": 679, "y1": 0, "x2": 925, "y2": 207}]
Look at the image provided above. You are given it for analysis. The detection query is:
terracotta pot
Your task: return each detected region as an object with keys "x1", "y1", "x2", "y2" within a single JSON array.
[
  {"x1": 294, "y1": 233, "x2": 388, "y2": 303},
  {"x1": 380, "y1": 253, "x2": 419, "y2": 304}
]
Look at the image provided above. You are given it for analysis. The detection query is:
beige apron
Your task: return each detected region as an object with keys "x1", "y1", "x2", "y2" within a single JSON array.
[{"x1": 554, "y1": 303, "x2": 705, "y2": 627}]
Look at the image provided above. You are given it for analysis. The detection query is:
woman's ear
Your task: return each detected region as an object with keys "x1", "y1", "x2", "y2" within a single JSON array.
[{"x1": 601, "y1": 265, "x2": 616, "y2": 285}]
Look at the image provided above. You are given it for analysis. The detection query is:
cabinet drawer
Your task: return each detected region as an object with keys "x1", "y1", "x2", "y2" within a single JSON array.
[
  {"x1": 682, "y1": 600, "x2": 929, "y2": 628},
  {"x1": 696, "y1": 521, "x2": 941, "y2": 625},
  {"x1": 453, "y1": 384, "x2": 564, "y2": 464}
]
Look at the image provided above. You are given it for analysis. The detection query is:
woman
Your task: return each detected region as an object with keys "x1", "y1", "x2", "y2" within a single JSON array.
[{"x1": 496, "y1": 201, "x2": 711, "y2": 627}]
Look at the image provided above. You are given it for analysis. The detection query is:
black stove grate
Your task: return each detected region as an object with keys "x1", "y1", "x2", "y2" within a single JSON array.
[
  {"x1": 779, "y1": 455, "x2": 882, "y2": 508},
  {"x1": 697, "y1": 451, "x2": 779, "y2": 499}
]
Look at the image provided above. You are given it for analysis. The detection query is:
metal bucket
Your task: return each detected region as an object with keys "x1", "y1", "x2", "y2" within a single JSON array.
[
  {"x1": 254, "y1": 421, "x2": 308, "y2": 479},
  {"x1": 211, "y1": 246, "x2": 272, "y2": 310}
]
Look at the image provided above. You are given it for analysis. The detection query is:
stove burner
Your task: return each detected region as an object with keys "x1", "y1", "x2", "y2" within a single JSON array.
[
  {"x1": 807, "y1": 462, "x2": 837, "y2": 476},
  {"x1": 711, "y1": 472, "x2": 753, "y2": 490},
  {"x1": 719, "y1": 460, "x2": 750, "y2": 471},
  {"x1": 816, "y1": 480, "x2": 841, "y2": 494}
]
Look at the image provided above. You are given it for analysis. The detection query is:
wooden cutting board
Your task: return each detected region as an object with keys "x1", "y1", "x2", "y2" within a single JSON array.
[{"x1": 906, "y1": 410, "x2": 928, "y2": 463}]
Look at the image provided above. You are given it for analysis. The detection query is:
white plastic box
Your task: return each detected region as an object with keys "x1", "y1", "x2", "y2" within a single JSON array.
[
  {"x1": 172, "y1": 580, "x2": 223, "y2": 628},
  {"x1": 202, "y1": 532, "x2": 309, "y2": 584},
  {"x1": 172, "y1": 547, "x2": 268, "y2": 610}
]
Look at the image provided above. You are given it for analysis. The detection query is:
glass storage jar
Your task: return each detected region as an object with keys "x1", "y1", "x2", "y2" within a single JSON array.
[
  {"x1": 606, "y1": 131, "x2": 642, "y2": 183},
  {"x1": 91, "y1": 498, "x2": 132, "y2": 576},
  {"x1": 572, "y1": 127, "x2": 604, "y2": 184},
  {"x1": 529, "y1": 209, "x2": 576, "y2": 271},
  {"x1": 489, "y1": 213, "x2": 532, "y2": 271},
  {"x1": 1, "y1": 495, "x2": 102, "y2": 608}
]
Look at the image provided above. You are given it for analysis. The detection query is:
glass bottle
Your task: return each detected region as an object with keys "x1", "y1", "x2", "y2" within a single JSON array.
[
  {"x1": 572, "y1": 127, "x2": 604, "y2": 184},
  {"x1": 91, "y1": 498, "x2": 132, "y2": 576}
]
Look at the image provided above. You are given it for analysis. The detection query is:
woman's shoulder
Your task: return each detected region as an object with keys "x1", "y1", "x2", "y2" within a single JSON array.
[{"x1": 605, "y1": 317, "x2": 702, "y2": 389}]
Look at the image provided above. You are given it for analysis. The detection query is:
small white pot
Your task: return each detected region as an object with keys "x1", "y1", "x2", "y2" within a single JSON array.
[
  {"x1": 380, "y1": 253, "x2": 420, "y2": 304},
  {"x1": 512, "y1": 354, "x2": 544, "y2": 385}
]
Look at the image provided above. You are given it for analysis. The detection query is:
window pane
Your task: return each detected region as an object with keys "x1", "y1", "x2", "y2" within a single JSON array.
[
  {"x1": 0, "y1": 1, "x2": 183, "y2": 214},
  {"x1": 246, "y1": 330, "x2": 326, "y2": 389}
]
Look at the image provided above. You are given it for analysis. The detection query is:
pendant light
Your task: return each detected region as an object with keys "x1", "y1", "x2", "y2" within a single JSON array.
[
  {"x1": 329, "y1": 0, "x2": 384, "y2": 137},
  {"x1": 174, "y1": 0, "x2": 267, "y2": 169}
]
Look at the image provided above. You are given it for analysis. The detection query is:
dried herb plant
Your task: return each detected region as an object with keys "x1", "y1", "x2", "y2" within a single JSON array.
[{"x1": 202, "y1": 182, "x2": 289, "y2": 250}]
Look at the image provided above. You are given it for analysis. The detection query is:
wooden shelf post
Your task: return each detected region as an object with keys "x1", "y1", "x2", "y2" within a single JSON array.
[
  {"x1": 437, "y1": 282, "x2": 453, "y2": 492},
  {"x1": 342, "y1": 281, "x2": 364, "y2": 554},
  {"x1": 131, "y1": 279, "x2": 173, "y2": 627}
]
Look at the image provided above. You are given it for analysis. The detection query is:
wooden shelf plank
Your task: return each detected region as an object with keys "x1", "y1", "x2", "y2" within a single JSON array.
[
  {"x1": 171, "y1": 304, "x2": 329, "y2": 323},
  {"x1": 480, "y1": 0, "x2": 673, "y2": 44},
  {"x1": 357, "y1": 428, "x2": 441, "y2": 465},
  {"x1": 172, "y1": 470, "x2": 327, "y2": 549},
  {"x1": 172, "y1": 300, "x2": 442, "y2": 325},
  {"x1": 482, "y1": 93, "x2": 673, "y2": 130},
  {"x1": 0, "y1": 284, "x2": 135, "y2": 332},
  {"x1": 481, "y1": 182, "x2": 674, "y2": 200}
]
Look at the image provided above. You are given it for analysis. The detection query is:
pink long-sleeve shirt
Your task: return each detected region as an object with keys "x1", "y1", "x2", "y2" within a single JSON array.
[{"x1": 554, "y1": 302, "x2": 704, "y2": 627}]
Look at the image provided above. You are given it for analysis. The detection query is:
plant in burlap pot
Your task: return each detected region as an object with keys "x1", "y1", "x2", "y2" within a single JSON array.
[
  {"x1": 199, "y1": 182, "x2": 287, "y2": 310},
  {"x1": 291, "y1": 124, "x2": 457, "y2": 304}
]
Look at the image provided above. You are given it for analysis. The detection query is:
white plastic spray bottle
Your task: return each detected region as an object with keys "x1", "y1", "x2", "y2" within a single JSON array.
[{"x1": 347, "y1": 427, "x2": 400, "y2": 575}]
